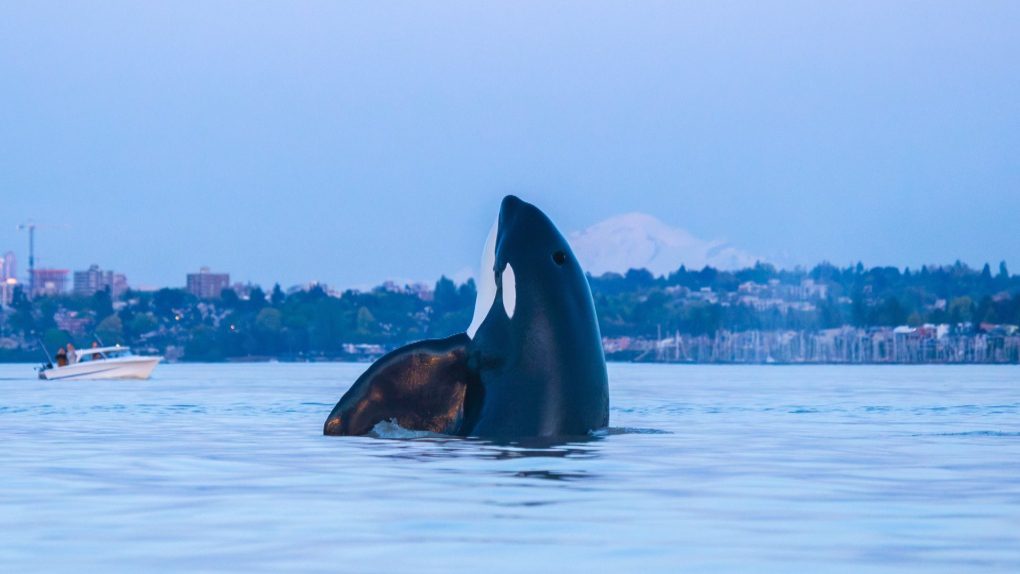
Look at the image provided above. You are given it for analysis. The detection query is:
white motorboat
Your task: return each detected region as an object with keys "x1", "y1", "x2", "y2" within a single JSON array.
[{"x1": 38, "y1": 346, "x2": 163, "y2": 380}]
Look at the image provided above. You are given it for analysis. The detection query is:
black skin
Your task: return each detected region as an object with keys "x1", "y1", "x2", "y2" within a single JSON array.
[{"x1": 323, "y1": 195, "x2": 609, "y2": 440}]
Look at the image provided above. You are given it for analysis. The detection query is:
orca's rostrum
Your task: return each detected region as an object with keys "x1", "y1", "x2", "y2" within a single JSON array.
[{"x1": 324, "y1": 196, "x2": 609, "y2": 439}]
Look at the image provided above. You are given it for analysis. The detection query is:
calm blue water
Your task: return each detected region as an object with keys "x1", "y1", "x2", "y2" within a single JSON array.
[{"x1": 1, "y1": 363, "x2": 1018, "y2": 573}]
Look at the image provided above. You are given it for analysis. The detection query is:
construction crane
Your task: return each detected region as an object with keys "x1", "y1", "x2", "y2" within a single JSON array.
[{"x1": 17, "y1": 221, "x2": 69, "y2": 298}]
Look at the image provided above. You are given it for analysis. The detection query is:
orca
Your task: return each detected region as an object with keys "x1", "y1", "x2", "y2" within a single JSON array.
[{"x1": 323, "y1": 195, "x2": 609, "y2": 439}]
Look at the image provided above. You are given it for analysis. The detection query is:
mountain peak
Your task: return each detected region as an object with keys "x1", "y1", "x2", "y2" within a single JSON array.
[{"x1": 568, "y1": 213, "x2": 759, "y2": 276}]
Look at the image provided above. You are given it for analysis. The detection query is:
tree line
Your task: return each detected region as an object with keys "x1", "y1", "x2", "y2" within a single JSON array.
[{"x1": 1, "y1": 261, "x2": 1018, "y2": 362}]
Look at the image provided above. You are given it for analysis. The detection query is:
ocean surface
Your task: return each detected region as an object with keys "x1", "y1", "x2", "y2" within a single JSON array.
[{"x1": 1, "y1": 363, "x2": 1018, "y2": 573}]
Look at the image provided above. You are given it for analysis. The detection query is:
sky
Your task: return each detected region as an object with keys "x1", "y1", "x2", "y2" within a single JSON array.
[{"x1": 1, "y1": 2, "x2": 1017, "y2": 290}]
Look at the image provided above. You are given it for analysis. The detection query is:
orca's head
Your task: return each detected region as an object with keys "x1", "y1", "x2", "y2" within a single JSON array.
[
  {"x1": 467, "y1": 196, "x2": 592, "y2": 340},
  {"x1": 467, "y1": 195, "x2": 599, "y2": 350},
  {"x1": 464, "y1": 195, "x2": 607, "y2": 436}
]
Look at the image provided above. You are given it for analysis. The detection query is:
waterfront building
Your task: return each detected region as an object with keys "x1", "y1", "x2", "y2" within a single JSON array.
[
  {"x1": 0, "y1": 277, "x2": 16, "y2": 307},
  {"x1": 187, "y1": 267, "x2": 230, "y2": 299},
  {"x1": 408, "y1": 282, "x2": 434, "y2": 301},
  {"x1": 112, "y1": 274, "x2": 128, "y2": 297},
  {"x1": 54, "y1": 309, "x2": 91, "y2": 336},
  {"x1": 30, "y1": 269, "x2": 69, "y2": 298},
  {"x1": 73, "y1": 264, "x2": 128, "y2": 298},
  {"x1": 0, "y1": 251, "x2": 16, "y2": 307},
  {"x1": 1, "y1": 251, "x2": 15, "y2": 281}
]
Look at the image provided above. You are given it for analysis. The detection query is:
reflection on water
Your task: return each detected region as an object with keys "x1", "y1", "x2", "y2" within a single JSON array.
[
  {"x1": 365, "y1": 418, "x2": 609, "y2": 462},
  {"x1": 356, "y1": 434, "x2": 605, "y2": 470},
  {"x1": 509, "y1": 470, "x2": 593, "y2": 481},
  {"x1": 1, "y1": 363, "x2": 1019, "y2": 573}
]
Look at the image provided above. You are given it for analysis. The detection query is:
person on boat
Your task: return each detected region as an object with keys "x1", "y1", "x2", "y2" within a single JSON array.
[
  {"x1": 66, "y1": 343, "x2": 77, "y2": 365},
  {"x1": 91, "y1": 341, "x2": 102, "y2": 361},
  {"x1": 55, "y1": 347, "x2": 68, "y2": 367}
]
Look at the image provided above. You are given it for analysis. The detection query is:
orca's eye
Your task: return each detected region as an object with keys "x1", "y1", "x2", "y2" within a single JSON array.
[{"x1": 552, "y1": 251, "x2": 567, "y2": 266}]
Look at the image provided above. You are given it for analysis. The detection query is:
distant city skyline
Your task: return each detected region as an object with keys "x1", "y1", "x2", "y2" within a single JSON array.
[
  {"x1": 0, "y1": 218, "x2": 1013, "y2": 297},
  {"x1": 2, "y1": 3, "x2": 1017, "y2": 289}
]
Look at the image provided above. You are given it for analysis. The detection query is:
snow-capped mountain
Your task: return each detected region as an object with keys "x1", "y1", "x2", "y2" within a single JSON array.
[{"x1": 568, "y1": 213, "x2": 759, "y2": 277}]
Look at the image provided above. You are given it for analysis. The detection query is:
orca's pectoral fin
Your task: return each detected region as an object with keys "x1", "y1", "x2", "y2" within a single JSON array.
[{"x1": 323, "y1": 333, "x2": 477, "y2": 436}]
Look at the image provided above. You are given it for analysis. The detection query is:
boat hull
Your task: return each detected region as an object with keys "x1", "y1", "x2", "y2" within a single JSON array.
[{"x1": 39, "y1": 357, "x2": 162, "y2": 381}]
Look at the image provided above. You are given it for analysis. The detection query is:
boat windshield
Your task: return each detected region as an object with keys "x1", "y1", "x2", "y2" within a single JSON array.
[{"x1": 75, "y1": 346, "x2": 133, "y2": 362}]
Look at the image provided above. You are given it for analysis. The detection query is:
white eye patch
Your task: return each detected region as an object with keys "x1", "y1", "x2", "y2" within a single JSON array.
[
  {"x1": 502, "y1": 262, "x2": 516, "y2": 319},
  {"x1": 466, "y1": 217, "x2": 499, "y2": 339}
]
